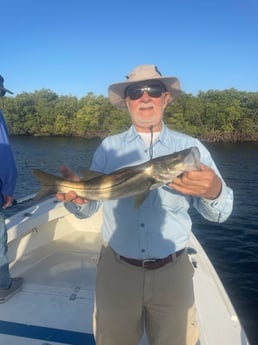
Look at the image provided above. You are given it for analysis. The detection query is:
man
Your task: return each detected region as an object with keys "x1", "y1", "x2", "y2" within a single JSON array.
[
  {"x1": 0, "y1": 75, "x2": 23, "y2": 303},
  {"x1": 57, "y1": 65, "x2": 233, "y2": 345}
]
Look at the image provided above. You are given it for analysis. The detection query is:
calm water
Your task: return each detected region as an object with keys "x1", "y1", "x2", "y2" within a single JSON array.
[{"x1": 6, "y1": 137, "x2": 258, "y2": 345}]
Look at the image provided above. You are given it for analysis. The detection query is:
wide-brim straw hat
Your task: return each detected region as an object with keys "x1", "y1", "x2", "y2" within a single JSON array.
[
  {"x1": 0, "y1": 75, "x2": 13, "y2": 97},
  {"x1": 108, "y1": 64, "x2": 181, "y2": 110}
]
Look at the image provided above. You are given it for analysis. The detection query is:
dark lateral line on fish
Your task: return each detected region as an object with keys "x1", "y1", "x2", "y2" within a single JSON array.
[{"x1": 57, "y1": 175, "x2": 146, "y2": 191}]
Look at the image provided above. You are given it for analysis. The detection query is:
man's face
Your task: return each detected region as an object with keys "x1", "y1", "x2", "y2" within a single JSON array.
[{"x1": 124, "y1": 82, "x2": 171, "y2": 132}]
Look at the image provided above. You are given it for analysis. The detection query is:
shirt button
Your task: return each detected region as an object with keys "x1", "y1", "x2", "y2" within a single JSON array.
[
  {"x1": 141, "y1": 249, "x2": 146, "y2": 253},
  {"x1": 140, "y1": 223, "x2": 145, "y2": 227}
]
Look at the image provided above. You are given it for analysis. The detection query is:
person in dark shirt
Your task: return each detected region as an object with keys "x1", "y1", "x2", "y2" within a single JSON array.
[{"x1": 0, "y1": 75, "x2": 23, "y2": 303}]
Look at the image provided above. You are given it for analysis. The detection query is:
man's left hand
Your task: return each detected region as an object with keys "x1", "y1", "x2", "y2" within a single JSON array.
[{"x1": 168, "y1": 164, "x2": 222, "y2": 200}]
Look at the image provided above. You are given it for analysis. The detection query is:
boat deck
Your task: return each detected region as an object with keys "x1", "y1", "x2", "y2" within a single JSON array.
[{"x1": 1, "y1": 229, "x2": 101, "y2": 345}]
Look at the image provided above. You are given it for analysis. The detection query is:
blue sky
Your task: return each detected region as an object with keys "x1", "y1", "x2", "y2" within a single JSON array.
[{"x1": 1, "y1": 0, "x2": 257, "y2": 98}]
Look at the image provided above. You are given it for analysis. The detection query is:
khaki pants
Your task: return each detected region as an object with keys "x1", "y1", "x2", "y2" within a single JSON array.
[{"x1": 94, "y1": 245, "x2": 199, "y2": 345}]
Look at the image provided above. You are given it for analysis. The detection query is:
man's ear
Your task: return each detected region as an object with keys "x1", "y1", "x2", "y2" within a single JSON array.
[{"x1": 164, "y1": 92, "x2": 172, "y2": 107}]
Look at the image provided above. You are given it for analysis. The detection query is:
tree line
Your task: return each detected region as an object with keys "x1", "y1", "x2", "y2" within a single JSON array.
[{"x1": 2, "y1": 88, "x2": 258, "y2": 142}]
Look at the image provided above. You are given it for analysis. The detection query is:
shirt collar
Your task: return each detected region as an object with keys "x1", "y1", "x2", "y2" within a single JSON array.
[
  {"x1": 158, "y1": 124, "x2": 171, "y2": 148},
  {"x1": 125, "y1": 123, "x2": 171, "y2": 148},
  {"x1": 125, "y1": 125, "x2": 141, "y2": 144}
]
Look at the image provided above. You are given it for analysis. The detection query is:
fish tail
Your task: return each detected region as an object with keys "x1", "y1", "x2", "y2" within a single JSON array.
[{"x1": 32, "y1": 169, "x2": 59, "y2": 200}]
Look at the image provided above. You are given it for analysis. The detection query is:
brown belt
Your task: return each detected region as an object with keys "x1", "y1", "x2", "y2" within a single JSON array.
[{"x1": 120, "y1": 248, "x2": 185, "y2": 270}]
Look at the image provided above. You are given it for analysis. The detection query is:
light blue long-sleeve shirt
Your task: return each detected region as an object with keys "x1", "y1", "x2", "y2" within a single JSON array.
[{"x1": 65, "y1": 124, "x2": 233, "y2": 259}]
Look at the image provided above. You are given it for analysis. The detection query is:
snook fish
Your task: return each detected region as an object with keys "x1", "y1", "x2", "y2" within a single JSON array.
[{"x1": 33, "y1": 146, "x2": 201, "y2": 208}]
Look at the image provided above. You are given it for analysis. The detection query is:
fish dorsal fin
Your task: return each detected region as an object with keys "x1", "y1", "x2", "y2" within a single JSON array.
[{"x1": 80, "y1": 169, "x2": 104, "y2": 181}]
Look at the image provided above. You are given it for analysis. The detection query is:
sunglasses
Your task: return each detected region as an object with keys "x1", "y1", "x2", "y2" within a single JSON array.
[{"x1": 125, "y1": 83, "x2": 166, "y2": 100}]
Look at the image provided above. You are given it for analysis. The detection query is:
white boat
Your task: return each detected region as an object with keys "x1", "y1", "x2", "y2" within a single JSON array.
[{"x1": 1, "y1": 196, "x2": 250, "y2": 345}]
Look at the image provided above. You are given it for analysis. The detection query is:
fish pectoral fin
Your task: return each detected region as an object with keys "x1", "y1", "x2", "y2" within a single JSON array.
[
  {"x1": 133, "y1": 191, "x2": 150, "y2": 208},
  {"x1": 149, "y1": 182, "x2": 164, "y2": 190},
  {"x1": 80, "y1": 169, "x2": 105, "y2": 181}
]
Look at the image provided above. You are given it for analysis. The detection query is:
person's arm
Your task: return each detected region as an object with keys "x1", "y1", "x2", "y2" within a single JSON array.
[
  {"x1": 168, "y1": 140, "x2": 233, "y2": 223},
  {"x1": 0, "y1": 146, "x2": 17, "y2": 197},
  {"x1": 0, "y1": 111, "x2": 17, "y2": 208},
  {"x1": 169, "y1": 166, "x2": 233, "y2": 222},
  {"x1": 194, "y1": 181, "x2": 233, "y2": 223}
]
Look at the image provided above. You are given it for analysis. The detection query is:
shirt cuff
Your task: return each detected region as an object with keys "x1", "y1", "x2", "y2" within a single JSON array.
[
  {"x1": 202, "y1": 182, "x2": 230, "y2": 208},
  {"x1": 64, "y1": 200, "x2": 99, "y2": 219}
]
